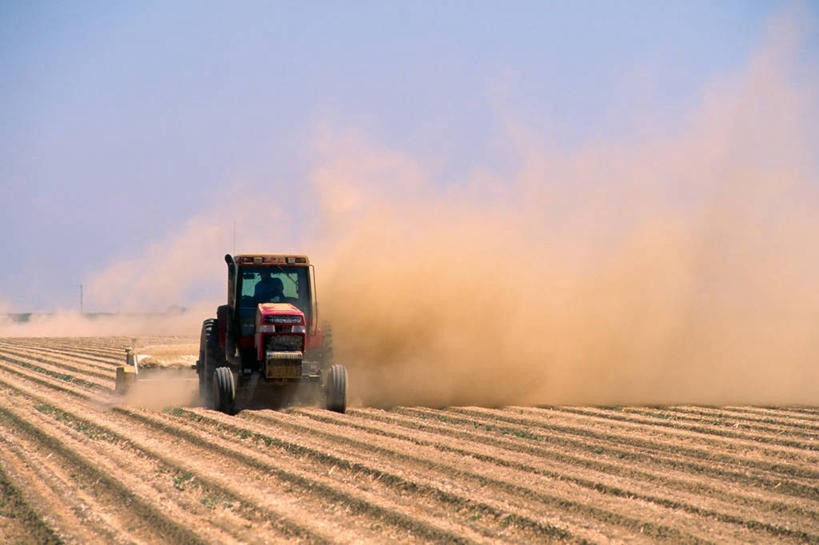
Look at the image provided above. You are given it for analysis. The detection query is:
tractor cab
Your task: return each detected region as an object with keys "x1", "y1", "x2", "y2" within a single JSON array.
[{"x1": 229, "y1": 255, "x2": 317, "y2": 344}]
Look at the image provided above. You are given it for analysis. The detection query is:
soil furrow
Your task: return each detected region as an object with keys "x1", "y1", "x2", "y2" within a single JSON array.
[
  {"x1": 282, "y1": 408, "x2": 819, "y2": 543},
  {"x1": 515, "y1": 406, "x2": 818, "y2": 464},
  {"x1": 0, "y1": 373, "x2": 336, "y2": 545},
  {"x1": 17, "y1": 345, "x2": 118, "y2": 373},
  {"x1": 723, "y1": 406, "x2": 819, "y2": 424},
  {"x1": 172, "y1": 407, "x2": 590, "y2": 544},
  {"x1": 0, "y1": 358, "x2": 95, "y2": 400},
  {"x1": 0, "y1": 350, "x2": 107, "y2": 391},
  {"x1": 553, "y1": 406, "x2": 819, "y2": 450},
  {"x1": 0, "y1": 341, "x2": 119, "y2": 369},
  {"x1": 513, "y1": 406, "x2": 818, "y2": 469},
  {"x1": 344, "y1": 407, "x2": 819, "y2": 520},
  {"x1": 0, "y1": 434, "x2": 127, "y2": 545},
  {"x1": 117, "y1": 406, "x2": 500, "y2": 545},
  {"x1": 440, "y1": 407, "x2": 819, "y2": 483},
  {"x1": 0, "y1": 446, "x2": 66, "y2": 545},
  {"x1": 0, "y1": 355, "x2": 496, "y2": 545},
  {"x1": 0, "y1": 345, "x2": 114, "y2": 381},
  {"x1": 239, "y1": 410, "x2": 730, "y2": 545},
  {"x1": 0, "y1": 401, "x2": 210, "y2": 545},
  {"x1": 657, "y1": 406, "x2": 819, "y2": 434},
  {"x1": 4, "y1": 341, "x2": 124, "y2": 365},
  {"x1": 288, "y1": 407, "x2": 819, "y2": 540},
  {"x1": 397, "y1": 407, "x2": 819, "y2": 502},
  {"x1": 616, "y1": 406, "x2": 819, "y2": 438},
  {"x1": 0, "y1": 362, "x2": 548, "y2": 541}
]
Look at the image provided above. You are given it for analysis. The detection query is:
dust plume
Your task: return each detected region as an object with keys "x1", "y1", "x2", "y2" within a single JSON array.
[
  {"x1": 118, "y1": 367, "x2": 200, "y2": 410},
  {"x1": 83, "y1": 198, "x2": 283, "y2": 313},
  {"x1": 0, "y1": 304, "x2": 213, "y2": 337},
  {"x1": 313, "y1": 14, "x2": 819, "y2": 407}
]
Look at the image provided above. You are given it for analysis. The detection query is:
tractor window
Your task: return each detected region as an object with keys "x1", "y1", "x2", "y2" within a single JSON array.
[
  {"x1": 238, "y1": 266, "x2": 310, "y2": 311},
  {"x1": 235, "y1": 265, "x2": 312, "y2": 339}
]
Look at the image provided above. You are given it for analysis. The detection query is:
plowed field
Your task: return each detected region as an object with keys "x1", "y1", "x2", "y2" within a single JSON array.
[{"x1": 0, "y1": 337, "x2": 816, "y2": 544}]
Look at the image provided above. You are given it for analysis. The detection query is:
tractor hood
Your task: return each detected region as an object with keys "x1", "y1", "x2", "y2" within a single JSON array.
[
  {"x1": 254, "y1": 303, "x2": 306, "y2": 362},
  {"x1": 255, "y1": 303, "x2": 305, "y2": 329}
]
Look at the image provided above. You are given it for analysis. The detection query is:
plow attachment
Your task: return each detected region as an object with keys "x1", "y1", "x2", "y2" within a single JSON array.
[{"x1": 115, "y1": 344, "x2": 199, "y2": 398}]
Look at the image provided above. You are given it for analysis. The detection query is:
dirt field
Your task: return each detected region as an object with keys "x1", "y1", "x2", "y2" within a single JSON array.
[{"x1": 0, "y1": 337, "x2": 816, "y2": 544}]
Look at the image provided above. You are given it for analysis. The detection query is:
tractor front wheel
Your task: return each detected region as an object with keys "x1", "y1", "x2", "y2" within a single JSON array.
[
  {"x1": 325, "y1": 364, "x2": 347, "y2": 413},
  {"x1": 213, "y1": 367, "x2": 235, "y2": 414}
]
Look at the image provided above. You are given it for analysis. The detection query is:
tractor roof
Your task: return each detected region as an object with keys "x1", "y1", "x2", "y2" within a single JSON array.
[{"x1": 234, "y1": 254, "x2": 310, "y2": 266}]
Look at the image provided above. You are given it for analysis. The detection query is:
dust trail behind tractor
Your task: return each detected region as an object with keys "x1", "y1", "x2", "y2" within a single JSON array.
[{"x1": 115, "y1": 342, "x2": 200, "y2": 406}]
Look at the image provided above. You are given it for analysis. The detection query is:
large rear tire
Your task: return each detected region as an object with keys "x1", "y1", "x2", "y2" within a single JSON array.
[
  {"x1": 325, "y1": 364, "x2": 347, "y2": 413},
  {"x1": 198, "y1": 320, "x2": 210, "y2": 400},
  {"x1": 199, "y1": 318, "x2": 226, "y2": 405},
  {"x1": 213, "y1": 367, "x2": 235, "y2": 414}
]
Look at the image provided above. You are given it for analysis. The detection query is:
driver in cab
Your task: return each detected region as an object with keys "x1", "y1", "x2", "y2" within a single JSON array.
[{"x1": 254, "y1": 272, "x2": 285, "y2": 303}]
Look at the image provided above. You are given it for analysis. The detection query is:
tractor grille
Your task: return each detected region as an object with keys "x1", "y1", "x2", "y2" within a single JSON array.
[{"x1": 266, "y1": 334, "x2": 303, "y2": 352}]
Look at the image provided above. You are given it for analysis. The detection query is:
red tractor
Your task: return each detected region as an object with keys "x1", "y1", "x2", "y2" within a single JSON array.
[{"x1": 197, "y1": 254, "x2": 347, "y2": 414}]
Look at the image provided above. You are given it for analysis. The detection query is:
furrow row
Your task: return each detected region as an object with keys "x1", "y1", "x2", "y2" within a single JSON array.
[
  {"x1": 0, "y1": 399, "x2": 211, "y2": 545},
  {"x1": 0, "y1": 340, "x2": 121, "y2": 367},
  {"x1": 270, "y1": 407, "x2": 819, "y2": 544},
  {"x1": 3, "y1": 339, "x2": 125, "y2": 363},
  {"x1": 0, "y1": 448, "x2": 65, "y2": 545},
  {"x1": 240, "y1": 410, "x2": 738, "y2": 544},
  {"x1": 724, "y1": 406, "x2": 819, "y2": 424},
  {"x1": 441, "y1": 407, "x2": 818, "y2": 480},
  {"x1": 0, "y1": 371, "x2": 341, "y2": 544},
  {"x1": 614, "y1": 406, "x2": 819, "y2": 437},
  {"x1": 519, "y1": 407, "x2": 817, "y2": 464},
  {"x1": 0, "y1": 350, "x2": 109, "y2": 392},
  {"x1": 0, "y1": 344, "x2": 114, "y2": 380},
  {"x1": 0, "y1": 364, "x2": 510, "y2": 545},
  {"x1": 172, "y1": 406, "x2": 598, "y2": 544},
  {"x1": 382, "y1": 406, "x2": 819, "y2": 504},
  {"x1": 0, "y1": 429, "x2": 127, "y2": 545},
  {"x1": 654, "y1": 406, "x2": 819, "y2": 434},
  {"x1": 551, "y1": 406, "x2": 818, "y2": 450},
  {"x1": 290, "y1": 407, "x2": 819, "y2": 536},
  {"x1": 117, "y1": 406, "x2": 515, "y2": 545}
]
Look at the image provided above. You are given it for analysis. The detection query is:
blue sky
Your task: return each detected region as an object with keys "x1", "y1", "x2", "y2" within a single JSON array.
[{"x1": 0, "y1": 1, "x2": 814, "y2": 312}]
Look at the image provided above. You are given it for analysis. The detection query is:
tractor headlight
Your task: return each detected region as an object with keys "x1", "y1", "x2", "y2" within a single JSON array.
[{"x1": 291, "y1": 325, "x2": 306, "y2": 334}]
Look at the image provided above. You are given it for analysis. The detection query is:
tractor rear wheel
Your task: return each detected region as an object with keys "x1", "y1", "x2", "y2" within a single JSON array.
[
  {"x1": 199, "y1": 318, "x2": 225, "y2": 404},
  {"x1": 213, "y1": 367, "x2": 235, "y2": 414},
  {"x1": 325, "y1": 364, "x2": 347, "y2": 413}
]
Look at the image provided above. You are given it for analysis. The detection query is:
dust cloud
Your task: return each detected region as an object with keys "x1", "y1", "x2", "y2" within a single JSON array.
[
  {"x1": 6, "y1": 12, "x2": 818, "y2": 408},
  {"x1": 0, "y1": 304, "x2": 213, "y2": 337},
  {"x1": 313, "y1": 15, "x2": 819, "y2": 407},
  {"x1": 118, "y1": 368, "x2": 200, "y2": 410}
]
